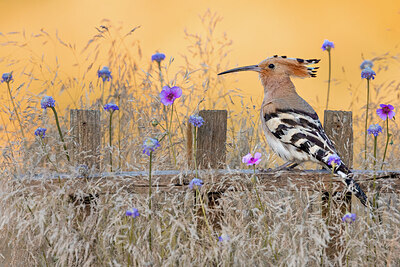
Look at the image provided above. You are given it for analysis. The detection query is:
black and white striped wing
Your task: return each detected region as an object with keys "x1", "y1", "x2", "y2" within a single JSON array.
[{"x1": 264, "y1": 108, "x2": 340, "y2": 169}]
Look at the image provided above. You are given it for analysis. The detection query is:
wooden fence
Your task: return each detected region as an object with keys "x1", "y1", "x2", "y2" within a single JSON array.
[{"x1": 19, "y1": 109, "x2": 400, "y2": 259}]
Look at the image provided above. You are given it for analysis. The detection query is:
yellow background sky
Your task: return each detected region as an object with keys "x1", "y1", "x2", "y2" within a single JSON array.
[{"x1": 1, "y1": 0, "x2": 399, "y2": 120}]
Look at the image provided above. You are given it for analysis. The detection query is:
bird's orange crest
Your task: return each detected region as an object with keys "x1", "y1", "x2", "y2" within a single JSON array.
[{"x1": 258, "y1": 55, "x2": 320, "y2": 79}]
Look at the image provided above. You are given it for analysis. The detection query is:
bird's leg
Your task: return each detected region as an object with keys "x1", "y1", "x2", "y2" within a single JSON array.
[{"x1": 258, "y1": 161, "x2": 299, "y2": 172}]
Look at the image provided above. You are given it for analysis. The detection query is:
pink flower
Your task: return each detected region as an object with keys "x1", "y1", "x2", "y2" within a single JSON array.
[
  {"x1": 242, "y1": 152, "x2": 262, "y2": 166},
  {"x1": 376, "y1": 104, "x2": 395, "y2": 121},
  {"x1": 159, "y1": 86, "x2": 182, "y2": 106}
]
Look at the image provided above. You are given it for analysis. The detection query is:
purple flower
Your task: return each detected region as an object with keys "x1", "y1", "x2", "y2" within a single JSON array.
[
  {"x1": 142, "y1": 137, "x2": 160, "y2": 156},
  {"x1": 98, "y1": 66, "x2": 112, "y2": 82},
  {"x1": 367, "y1": 124, "x2": 383, "y2": 137},
  {"x1": 1, "y1": 72, "x2": 13, "y2": 83},
  {"x1": 342, "y1": 213, "x2": 356, "y2": 223},
  {"x1": 242, "y1": 153, "x2": 262, "y2": 166},
  {"x1": 188, "y1": 115, "x2": 205, "y2": 127},
  {"x1": 189, "y1": 178, "x2": 203, "y2": 190},
  {"x1": 218, "y1": 234, "x2": 230, "y2": 243},
  {"x1": 40, "y1": 96, "x2": 55, "y2": 109},
  {"x1": 159, "y1": 86, "x2": 182, "y2": 106},
  {"x1": 377, "y1": 104, "x2": 395, "y2": 121},
  {"x1": 151, "y1": 52, "x2": 166, "y2": 63},
  {"x1": 361, "y1": 67, "x2": 376, "y2": 80},
  {"x1": 321, "y1": 40, "x2": 335, "y2": 51},
  {"x1": 360, "y1": 60, "x2": 374, "y2": 70},
  {"x1": 327, "y1": 154, "x2": 341, "y2": 167},
  {"x1": 34, "y1": 127, "x2": 47, "y2": 138},
  {"x1": 126, "y1": 208, "x2": 140, "y2": 218},
  {"x1": 104, "y1": 103, "x2": 119, "y2": 112}
]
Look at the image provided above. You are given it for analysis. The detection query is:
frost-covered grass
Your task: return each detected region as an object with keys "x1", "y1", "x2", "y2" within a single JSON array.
[{"x1": 1, "y1": 10, "x2": 400, "y2": 266}]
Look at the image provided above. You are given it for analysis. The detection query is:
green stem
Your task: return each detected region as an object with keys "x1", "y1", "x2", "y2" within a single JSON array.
[
  {"x1": 381, "y1": 119, "x2": 390, "y2": 170},
  {"x1": 168, "y1": 103, "x2": 177, "y2": 167},
  {"x1": 6, "y1": 82, "x2": 25, "y2": 139},
  {"x1": 364, "y1": 78, "x2": 370, "y2": 161},
  {"x1": 101, "y1": 81, "x2": 105, "y2": 106},
  {"x1": 50, "y1": 107, "x2": 70, "y2": 161},
  {"x1": 148, "y1": 152, "x2": 153, "y2": 252},
  {"x1": 373, "y1": 136, "x2": 378, "y2": 210},
  {"x1": 128, "y1": 217, "x2": 135, "y2": 266},
  {"x1": 109, "y1": 111, "x2": 113, "y2": 172},
  {"x1": 327, "y1": 165, "x2": 335, "y2": 225},
  {"x1": 193, "y1": 127, "x2": 199, "y2": 178},
  {"x1": 325, "y1": 50, "x2": 331, "y2": 110},
  {"x1": 252, "y1": 165, "x2": 265, "y2": 213}
]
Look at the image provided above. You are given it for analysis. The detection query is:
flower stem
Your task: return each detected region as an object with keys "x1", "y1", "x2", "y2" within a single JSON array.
[
  {"x1": 252, "y1": 165, "x2": 265, "y2": 213},
  {"x1": 364, "y1": 78, "x2": 370, "y2": 161},
  {"x1": 168, "y1": 103, "x2": 177, "y2": 167},
  {"x1": 325, "y1": 50, "x2": 331, "y2": 110},
  {"x1": 109, "y1": 111, "x2": 114, "y2": 172},
  {"x1": 50, "y1": 106, "x2": 70, "y2": 161},
  {"x1": 372, "y1": 135, "x2": 378, "y2": 210},
  {"x1": 6, "y1": 82, "x2": 25, "y2": 139},
  {"x1": 193, "y1": 127, "x2": 199, "y2": 178},
  {"x1": 148, "y1": 151, "x2": 153, "y2": 252},
  {"x1": 381, "y1": 119, "x2": 390, "y2": 170},
  {"x1": 101, "y1": 80, "x2": 105, "y2": 105},
  {"x1": 327, "y1": 165, "x2": 335, "y2": 225}
]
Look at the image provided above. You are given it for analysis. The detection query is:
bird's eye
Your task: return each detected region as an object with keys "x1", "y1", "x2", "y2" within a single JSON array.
[{"x1": 268, "y1": 64, "x2": 275, "y2": 69}]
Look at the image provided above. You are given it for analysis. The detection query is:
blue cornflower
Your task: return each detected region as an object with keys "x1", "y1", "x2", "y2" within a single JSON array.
[
  {"x1": 126, "y1": 208, "x2": 140, "y2": 218},
  {"x1": 34, "y1": 127, "x2": 47, "y2": 138},
  {"x1": 342, "y1": 213, "x2": 356, "y2": 223},
  {"x1": 98, "y1": 66, "x2": 112, "y2": 82},
  {"x1": 1, "y1": 72, "x2": 13, "y2": 83},
  {"x1": 104, "y1": 103, "x2": 119, "y2": 112},
  {"x1": 151, "y1": 52, "x2": 166, "y2": 63},
  {"x1": 41, "y1": 96, "x2": 56, "y2": 109},
  {"x1": 327, "y1": 154, "x2": 341, "y2": 167},
  {"x1": 321, "y1": 40, "x2": 335, "y2": 51},
  {"x1": 360, "y1": 60, "x2": 374, "y2": 70},
  {"x1": 361, "y1": 67, "x2": 376, "y2": 80},
  {"x1": 367, "y1": 124, "x2": 383, "y2": 137},
  {"x1": 218, "y1": 234, "x2": 231, "y2": 243},
  {"x1": 189, "y1": 178, "x2": 203, "y2": 190},
  {"x1": 142, "y1": 137, "x2": 160, "y2": 156},
  {"x1": 188, "y1": 115, "x2": 205, "y2": 127}
]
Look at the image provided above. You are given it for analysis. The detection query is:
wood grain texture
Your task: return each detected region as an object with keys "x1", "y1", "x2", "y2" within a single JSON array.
[
  {"x1": 324, "y1": 110, "x2": 353, "y2": 168},
  {"x1": 196, "y1": 110, "x2": 227, "y2": 169},
  {"x1": 70, "y1": 109, "x2": 101, "y2": 170}
]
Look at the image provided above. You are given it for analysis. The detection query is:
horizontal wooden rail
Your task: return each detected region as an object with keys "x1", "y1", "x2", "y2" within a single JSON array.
[{"x1": 17, "y1": 169, "x2": 400, "y2": 195}]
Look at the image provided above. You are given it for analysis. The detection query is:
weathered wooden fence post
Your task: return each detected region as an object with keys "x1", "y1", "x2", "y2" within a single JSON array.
[
  {"x1": 323, "y1": 110, "x2": 353, "y2": 258},
  {"x1": 193, "y1": 110, "x2": 228, "y2": 229},
  {"x1": 70, "y1": 109, "x2": 101, "y2": 171}
]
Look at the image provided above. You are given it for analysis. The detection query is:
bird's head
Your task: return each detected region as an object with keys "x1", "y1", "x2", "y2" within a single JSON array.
[{"x1": 218, "y1": 55, "x2": 320, "y2": 85}]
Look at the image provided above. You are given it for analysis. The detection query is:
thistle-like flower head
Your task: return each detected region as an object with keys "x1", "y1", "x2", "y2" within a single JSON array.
[
  {"x1": 360, "y1": 60, "x2": 374, "y2": 70},
  {"x1": 142, "y1": 137, "x2": 160, "y2": 156},
  {"x1": 151, "y1": 52, "x2": 166, "y2": 63},
  {"x1": 41, "y1": 96, "x2": 56, "y2": 109},
  {"x1": 342, "y1": 213, "x2": 356, "y2": 223},
  {"x1": 361, "y1": 67, "x2": 376, "y2": 80},
  {"x1": 189, "y1": 178, "x2": 203, "y2": 190},
  {"x1": 367, "y1": 124, "x2": 383, "y2": 137},
  {"x1": 188, "y1": 115, "x2": 205, "y2": 127},
  {"x1": 98, "y1": 66, "x2": 112, "y2": 82},
  {"x1": 1, "y1": 72, "x2": 13, "y2": 83},
  {"x1": 126, "y1": 208, "x2": 140, "y2": 218},
  {"x1": 327, "y1": 154, "x2": 341, "y2": 167},
  {"x1": 34, "y1": 127, "x2": 47, "y2": 138},
  {"x1": 104, "y1": 103, "x2": 119, "y2": 112},
  {"x1": 321, "y1": 40, "x2": 335, "y2": 51}
]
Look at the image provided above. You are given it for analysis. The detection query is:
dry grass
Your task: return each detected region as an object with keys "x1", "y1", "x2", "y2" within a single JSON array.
[{"x1": 0, "y1": 10, "x2": 400, "y2": 266}]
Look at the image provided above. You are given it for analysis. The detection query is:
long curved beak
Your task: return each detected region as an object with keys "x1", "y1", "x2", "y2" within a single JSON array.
[{"x1": 218, "y1": 65, "x2": 260, "y2": 75}]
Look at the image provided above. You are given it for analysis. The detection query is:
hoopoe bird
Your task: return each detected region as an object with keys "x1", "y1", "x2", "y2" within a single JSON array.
[{"x1": 218, "y1": 55, "x2": 369, "y2": 207}]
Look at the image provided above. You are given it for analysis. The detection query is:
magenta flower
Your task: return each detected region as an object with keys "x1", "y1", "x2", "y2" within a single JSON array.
[
  {"x1": 159, "y1": 86, "x2": 182, "y2": 106},
  {"x1": 242, "y1": 153, "x2": 262, "y2": 166},
  {"x1": 377, "y1": 104, "x2": 395, "y2": 121}
]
